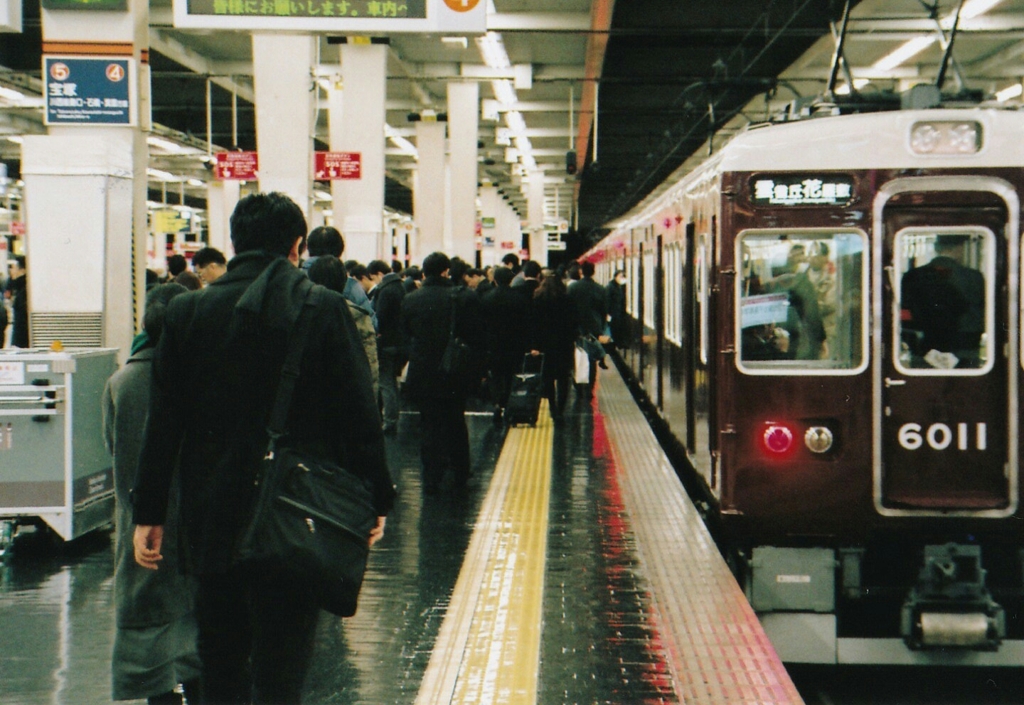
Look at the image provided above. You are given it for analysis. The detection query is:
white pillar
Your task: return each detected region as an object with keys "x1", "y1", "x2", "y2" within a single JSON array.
[
  {"x1": 413, "y1": 121, "x2": 446, "y2": 259},
  {"x1": 23, "y1": 0, "x2": 149, "y2": 359},
  {"x1": 446, "y1": 82, "x2": 478, "y2": 263},
  {"x1": 335, "y1": 44, "x2": 386, "y2": 264},
  {"x1": 252, "y1": 33, "x2": 314, "y2": 221},
  {"x1": 478, "y1": 185, "x2": 503, "y2": 267},
  {"x1": 206, "y1": 179, "x2": 239, "y2": 258},
  {"x1": 527, "y1": 170, "x2": 546, "y2": 266}
]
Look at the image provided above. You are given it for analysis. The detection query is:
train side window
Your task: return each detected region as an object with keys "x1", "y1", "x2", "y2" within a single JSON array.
[
  {"x1": 737, "y1": 230, "x2": 867, "y2": 374},
  {"x1": 894, "y1": 228, "x2": 994, "y2": 375}
]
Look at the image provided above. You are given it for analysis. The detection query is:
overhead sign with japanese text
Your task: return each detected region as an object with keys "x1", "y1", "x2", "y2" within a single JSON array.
[
  {"x1": 44, "y1": 56, "x2": 134, "y2": 126},
  {"x1": 173, "y1": 0, "x2": 485, "y2": 33},
  {"x1": 214, "y1": 151, "x2": 259, "y2": 180},
  {"x1": 315, "y1": 151, "x2": 361, "y2": 180}
]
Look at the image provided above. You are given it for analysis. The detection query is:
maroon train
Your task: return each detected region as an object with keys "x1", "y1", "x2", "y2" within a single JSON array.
[{"x1": 587, "y1": 104, "x2": 1024, "y2": 665}]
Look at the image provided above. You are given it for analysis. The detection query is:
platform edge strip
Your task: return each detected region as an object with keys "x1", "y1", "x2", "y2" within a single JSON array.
[{"x1": 415, "y1": 402, "x2": 553, "y2": 705}]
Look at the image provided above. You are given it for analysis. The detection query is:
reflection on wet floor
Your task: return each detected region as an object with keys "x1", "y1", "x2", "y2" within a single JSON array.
[
  {"x1": 540, "y1": 396, "x2": 677, "y2": 705},
  {"x1": 0, "y1": 390, "x2": 674, "y2": 705}
]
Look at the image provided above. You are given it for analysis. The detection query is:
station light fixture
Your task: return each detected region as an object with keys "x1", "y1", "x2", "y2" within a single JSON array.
[{"x1": 995, "y1": 83, "x2": 1023, "y2": 102}]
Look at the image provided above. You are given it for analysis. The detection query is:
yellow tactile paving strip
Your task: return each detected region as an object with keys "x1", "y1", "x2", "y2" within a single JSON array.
[
  {"x1": 597, "y1": 371, "x2": 805, "y2": 705},
  {"x1": 415, "y1": 401, "x2": 554, "y2": 705}
]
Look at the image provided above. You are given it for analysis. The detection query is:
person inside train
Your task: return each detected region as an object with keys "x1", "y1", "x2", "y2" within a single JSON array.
[
  {"x1": 132, "y1": 192, "x2": 394, "y2": 704},
  {"x1": 900, "y1": 234, "x2": 985, "y2": 368},
  {"x1": 764, "y1": 243, "x2": 826, "y2": 360},
  {"x1": 103, "y1": 282, "x2": 201, "y2": 705},
  {"x1": 805, "y1": 241, "x2": 837, "y2": 357},
  {"x1": 191, "y1": 246, "x2": 227, "y2": 285}
]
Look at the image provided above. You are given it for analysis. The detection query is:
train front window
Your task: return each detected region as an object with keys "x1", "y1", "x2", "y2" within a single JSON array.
[
  {"x1": 894, "y1": 228, "x2": 994, "y2": 375},
  {"x1": 737, "y1": 230, "x2": 867, "y2": 373}
]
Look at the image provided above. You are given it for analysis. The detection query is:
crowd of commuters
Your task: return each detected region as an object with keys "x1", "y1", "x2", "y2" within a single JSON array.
[{"x1": 91, "y1": 191, "x2": 626, "y2": 703}]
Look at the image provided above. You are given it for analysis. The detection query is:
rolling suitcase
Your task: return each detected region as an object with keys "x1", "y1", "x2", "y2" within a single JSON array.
[{"x1": 504, "y1": 353, "x2": 544, "y2": 427}]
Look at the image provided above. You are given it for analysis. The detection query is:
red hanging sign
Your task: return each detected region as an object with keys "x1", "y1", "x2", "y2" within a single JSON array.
[
  {"x1": 214, "y1": 151, "x2": 258, "y2": 180},
  {"x1": 315, "y1": 151, "x2": 361, "y2": 180}
]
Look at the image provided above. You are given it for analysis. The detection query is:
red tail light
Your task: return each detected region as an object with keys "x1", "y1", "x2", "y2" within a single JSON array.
[{"x1": 762, "y1": 423, "x2": 795, "y2": 454}]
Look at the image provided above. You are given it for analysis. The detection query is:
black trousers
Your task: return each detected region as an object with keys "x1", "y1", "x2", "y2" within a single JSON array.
[
  {"x1": 417, "y1": 396, "x2": 470, "y2": 490},
  {"x1": 195, "y1": 566, "x2": 320, "y2": 704}
]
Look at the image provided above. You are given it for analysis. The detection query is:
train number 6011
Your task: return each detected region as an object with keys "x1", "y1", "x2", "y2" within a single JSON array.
[{"x1": 897, "y1": 423, "x2": 987, "y2": 451}]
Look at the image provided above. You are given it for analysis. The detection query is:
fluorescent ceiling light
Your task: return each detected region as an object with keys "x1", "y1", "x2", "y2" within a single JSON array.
[
  {"x1": 475, "y1": 32, "x2": 511, "y2": 70},
  {"x1": 834, "y1": 78, "x2": 871, "y2": 95},
  {"x1": 492, "y1": 79, "x2": 517, "y2": 106},
  {"x1": 187, "y1": 178, "x2": 205, "y2": 187},
  {"x1": 505, "y1": 110, "x2": 527, "y2": 135},
  {"x1": 873, "y1": 36, "x2": 935, "y2": 72},
  {"x1": 147, "y1": 168, "x2": 177, "y2": 181},
  {"x1": 6, "y1": 136, "x2": 23, "y2": 144},
  {"x1": 960, "y1": 0, "x2": 1004, "y2": 20},
  {"x1": 441, "y1": 36, "x2": 468, "y2": 48},
  {"x1": 313, "y1": 190, "x2": 332, "y2": 201},
  {"x1": 996, "y1": 83, "x2": 1023, "y2": 101},
  {"x1": 874, "y1": 0, "x2": 1005, "y2": 71},
  {"x1": 147, "y1": 136, "x2": 182, "y2": 152},
  {"x1": 0, "y1": 86, "x2": 25, "y2": 101}
]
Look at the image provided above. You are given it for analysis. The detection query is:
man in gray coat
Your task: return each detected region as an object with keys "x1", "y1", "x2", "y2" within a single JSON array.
[{"x1": 103, "y1": 283, "x2": 200, "y2": 705}]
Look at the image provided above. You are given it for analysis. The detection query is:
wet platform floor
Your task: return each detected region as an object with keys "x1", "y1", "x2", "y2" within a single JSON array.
[{"x1": 0, "y1": 391, "x2": 677, "y2": 705}]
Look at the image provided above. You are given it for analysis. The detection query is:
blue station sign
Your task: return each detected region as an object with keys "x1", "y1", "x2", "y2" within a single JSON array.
[{"x1": 44, "y1": 56, "x2": 134, "y2": 126}]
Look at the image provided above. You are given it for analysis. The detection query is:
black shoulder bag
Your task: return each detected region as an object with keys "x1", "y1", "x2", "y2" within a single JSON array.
[
  {"x1": 440, "y1": 288, "x2": 474, "y2": 378},
  {"x1": 235, "y1": 284, "x2": 378, "y2": 617}
]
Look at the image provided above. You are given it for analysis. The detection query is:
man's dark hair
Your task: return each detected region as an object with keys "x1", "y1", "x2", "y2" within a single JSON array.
[
  {"x1": 522, "y1": 260, "x2": 542, "y2": 279},
  {"x1": 307, "y1": 255, "x2": 349, "y2": 295},
  {"x1": 230, "y1": 192, "x2": 307, "y2": 258},
  {"x1": 450, "y1": 257, "x2": 470, "y2": 283},
  {"x1": 143, "y1": 283, "x2": 188, "y2": 345},
  {"x1": 422, "y1": 252, "x2": 451, "y2": 278},
  {"x1": 581, "y1": 261, "x2": 596, "y2": 278},
  {"x1": 343, "y1": 259, "x2": 359, "y2": 273},
  {"x1": 367, "y1": 260, "x2": 391, "y2": 277},
  {"x1": 349, "y1": 264, "x2": 369, "y2": 282},
  {"x1": 493, "y1": 266, "x2": 514, "y2": 287},
  {"x1": 167, "y1": 254, "x2": 188, "y2": 277},
  {"x1": 192, "y1": 247, "x2": 226, "y2": 269},
  {"x1": 391, "y1": 260, "x2": 403, "y2": 273},
  {"x1": 174, "y1": 271, "x2": 202, "y2": 291},
  {"x1": 467, "y1": 268, "x2": 483, "y2": 278},
  {"x1": 501, "y1": 253, "x2": 520, "y2": 270},
  {"x1": 403, "y1": 266, "x2": 423, "y2": 281},
  {"x1": 613, "y1": 269, "x2": 625, "y2": 278},
  {"x1": 306, "y1": 225, "x2": 344, "y2": 259},
  {"x1": 568, "y1": 262, "x2": 582, "y2": 280},
  {"x1": 13, "y1": 255, "x2": 25, "y2": 270}
]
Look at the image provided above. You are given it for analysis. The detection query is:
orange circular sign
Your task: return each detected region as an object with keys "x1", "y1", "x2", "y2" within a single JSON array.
[{"x1": 443, "y1": 0, "x2": 480, "y2": 11}]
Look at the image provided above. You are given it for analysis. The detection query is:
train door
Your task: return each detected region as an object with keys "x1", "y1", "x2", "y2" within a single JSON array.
[{"x1": 874, "y1": 177, "x2": 1018, "y2": 516}]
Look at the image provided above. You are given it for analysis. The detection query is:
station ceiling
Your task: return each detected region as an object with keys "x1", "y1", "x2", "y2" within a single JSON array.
[{"x1": 2, "y1": 0, "x2": 1024, "y2": 247}]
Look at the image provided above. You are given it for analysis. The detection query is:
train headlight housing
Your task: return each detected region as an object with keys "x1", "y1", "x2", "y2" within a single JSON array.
[
  {"x1": 804, "y1": 426, "x2": 834, "y2": 454},
  {"x1": 763, "y1": 424, "x2": 794, "y2": 454},
  {"x1": 910, "y1": 121, "x2": 981, "y2": 155}
]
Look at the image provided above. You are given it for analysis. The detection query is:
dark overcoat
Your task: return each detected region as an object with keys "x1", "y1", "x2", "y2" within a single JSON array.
[
  {"x1": 400, "y1": 275, "x2": 484, "y2": 400},
  {"x1": 132, "y1": 252, "x2": 395, "y2": 575}
]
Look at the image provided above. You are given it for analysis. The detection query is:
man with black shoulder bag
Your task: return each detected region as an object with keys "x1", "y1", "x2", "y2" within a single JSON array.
[{"x1": 131, "y1": 192, "x2": 396, "y2": 705}]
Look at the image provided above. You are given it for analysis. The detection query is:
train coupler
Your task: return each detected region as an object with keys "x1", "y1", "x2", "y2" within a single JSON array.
[{"x1": 900, "y1": 543, "x2": 1005, "y2": 650}]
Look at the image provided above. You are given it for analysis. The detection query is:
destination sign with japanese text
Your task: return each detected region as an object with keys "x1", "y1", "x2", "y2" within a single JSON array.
[{"x1": 751, "y1": 175, "x2": 854, "y2": 207}]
